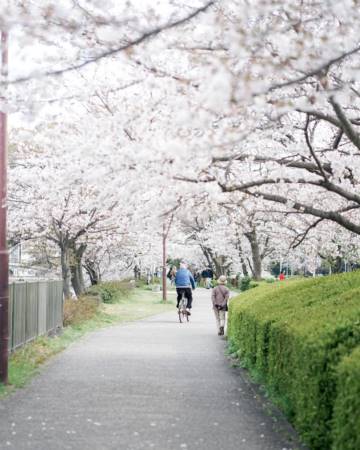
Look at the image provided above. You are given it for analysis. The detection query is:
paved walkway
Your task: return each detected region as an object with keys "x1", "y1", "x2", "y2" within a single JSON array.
[{"x1": 0, "y1": 289, "x2": 305, "y2": 450}]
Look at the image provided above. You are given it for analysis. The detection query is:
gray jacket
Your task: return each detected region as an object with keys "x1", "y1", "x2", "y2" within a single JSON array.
[{"x1": 211, "y1": 285, "x2": 230, "y2": 308}]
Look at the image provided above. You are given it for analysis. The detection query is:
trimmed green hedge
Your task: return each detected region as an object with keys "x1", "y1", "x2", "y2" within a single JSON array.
[
  {"x1": 227, "y1": 272, "x2": 360, "y2": 450},
  {"x1": 332, "y1": 346, "x2": 360, "y2": 450}
]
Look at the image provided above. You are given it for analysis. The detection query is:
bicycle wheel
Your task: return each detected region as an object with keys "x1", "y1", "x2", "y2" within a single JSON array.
[
  {"x1": 184, "y1": 308, "x2": 189, "y2": 322},
  {"x1": 178, "y1": 294, "x2": 185, "y2": 323},
  {"x1": 180, "y1": 308, "x2": 187, "y2": 323}
]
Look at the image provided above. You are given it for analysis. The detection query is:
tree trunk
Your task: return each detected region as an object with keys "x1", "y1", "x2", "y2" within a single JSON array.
[
  {"x1": 84, "y1": 259, "x2": 100, "y2": 285},
  {"x1": 241, "y1": 259, "x2": 249, "y2": 277},
  {"x1": 70, "y1": 262, "x2": 82, "y2": 297},
  {"x1": 245, "y1": 229, "x2": 262, "y2": 281},
  {"x1": 60, "y1": 244, "x2": 72, "y2": 299},
  {"x1": 199, "y1": 244, "x2": 213, "y2": 270},
  {"x1": 213, "y1": 255, "x2": 231, "y2": 278},
  {"x1": 235, "y1": 236, "x2": 249, "y2": 277},
  {"x1": 78, "y1": 257, "x2": 85, "y2": 290},
  {"x1": 70, "y1": 243, "x2": 86, "y2": 297},
  {"x1": 213, "y1": 258, "x2": 223, "y2": 278}
]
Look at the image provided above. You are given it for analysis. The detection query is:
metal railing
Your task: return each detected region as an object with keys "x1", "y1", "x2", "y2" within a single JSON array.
[{"x1": 8, "y1": 280, "x2": 63, "y2": 352}]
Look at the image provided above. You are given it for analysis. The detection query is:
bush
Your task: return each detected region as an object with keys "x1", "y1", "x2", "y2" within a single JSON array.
[
  {"x1": 239, "y1": 276, "x2": 251, "y2": 291},
  {"x1": 227, "y1": 272, "x2": 360, "y2": 449},
  {"x1": 63, "y1": 296, "x2": 99, "y2": 326},
  {"x1": 239, "y1": 276, "x2": 259, "y2": 291},
  {"x1": 332, "y1": 346, "x2": 360, "y2": 450},
  {"x1": 265, "y1": 277, "x2": 275, "y2": 283},
  {"x1": 86, "y1": 281, "x2": 132, "y2": 304}
]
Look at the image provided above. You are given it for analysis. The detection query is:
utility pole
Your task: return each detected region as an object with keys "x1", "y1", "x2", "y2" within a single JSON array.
[{"x1": 0, "y1": 30, "x2": 9, "y2": 385}]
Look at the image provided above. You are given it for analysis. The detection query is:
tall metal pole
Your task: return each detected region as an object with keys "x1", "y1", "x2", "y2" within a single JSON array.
[
  {"x1": 0, "y1": 30, "x2": 9, "y2": 385},
  {"x1": 162, "y1": 223, "x2": 167, "y2": 302}
]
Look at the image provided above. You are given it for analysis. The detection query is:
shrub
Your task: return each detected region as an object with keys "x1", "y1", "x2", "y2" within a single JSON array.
[
  {"x1": 86, "y1": 281, "x2": 132, "y2": 304},
  {"x1": 331, "y1": 346, "x2": 360, "y2": 450},
  {"x1": 227, "y1": 272, "x2": 360, "y2": 449},
  {"x1": 63, "y1": 296, "x2": 99, "y2": 326},
  {"x1": 239, "y1": 276, "x2": 259, "y2": 291},
  {"x1": 265, "y1": 277, "x2": 275, "y2": 283},
  {"x1": 239, "y1": 276, "x2": 251, "y2": 291}
]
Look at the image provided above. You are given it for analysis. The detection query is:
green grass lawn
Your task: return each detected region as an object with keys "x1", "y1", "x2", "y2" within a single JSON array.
[
  {"x1": 0, "y1": 288, "x2": 174, "y2": 398},
  {"x1": 104, "y1": 288, "x2": 175, "y2": 322}
]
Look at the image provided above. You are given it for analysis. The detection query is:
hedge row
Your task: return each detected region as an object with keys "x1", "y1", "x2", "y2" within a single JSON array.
[
  {"x1": 332, "y1": 346, "x2": 360, "y2": 450},
  {"x1": 227, "y1": 272, "x2": 360, "y2": 450}
]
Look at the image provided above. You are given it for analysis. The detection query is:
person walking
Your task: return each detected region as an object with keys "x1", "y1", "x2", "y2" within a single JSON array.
[
  {"x1": 194, "y1": 271, "x2": 201, "y2": 287},
  {"x1": 211, "y1": 275, "x2": 230, "y2": 336},
  {"x1": 202, "y1": 267, "x2": 213, "y2": 289},
  {"x1": 175, "y1": 261, "x2": 195, "y2": 314},
  {"x1": 167, "y1": 266, "x2": 177, "y2": 285}
]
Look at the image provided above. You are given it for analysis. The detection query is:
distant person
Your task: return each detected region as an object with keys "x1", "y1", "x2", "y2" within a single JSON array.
[
  {"x1": 279, "y1": 272, "x2": 285, "y2": 281},
  {"x1": 202, "y1": 267, "x2": 213, "y2": 289},
  {"x1": 146, "y1": 271, "x2": 152, "y2": 285},
  {"x1": 194, "y1": 271, "x2": 201, "y2": 287},
  {"x1": 133, "y1": 265, "x2": 140, "y2": 280},
  {"x1": 201, "y1": 269, "x2": 207, "y2": 287},
  {"x1": 211, "y1": 275, "x2": 230, "y2": 336},
  {"x1": 167, "y1": 266, "x2": 177, "y2": 285},
  {"x1": 175, "y1": 261, "x2": 195, "y2": 314}
]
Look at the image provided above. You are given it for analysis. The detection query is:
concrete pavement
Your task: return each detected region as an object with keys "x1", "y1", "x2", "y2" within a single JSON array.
[{"x1": 0, "y1": 288, "x2": 306, "y2": 450}]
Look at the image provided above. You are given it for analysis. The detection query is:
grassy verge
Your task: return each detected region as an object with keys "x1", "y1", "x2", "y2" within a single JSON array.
[{"x1": 0, "y1": 287, "x2": 174, "y2": 398}]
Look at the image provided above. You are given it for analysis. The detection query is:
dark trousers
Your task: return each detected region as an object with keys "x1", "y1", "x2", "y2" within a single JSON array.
[{"x1": 176, "y1": 288, "x2": 193, "y2": 309}]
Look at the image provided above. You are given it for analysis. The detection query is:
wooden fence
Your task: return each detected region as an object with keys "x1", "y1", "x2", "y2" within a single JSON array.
[{"x1": 8, "y1": 280, "x2": 63, "y2": 352}]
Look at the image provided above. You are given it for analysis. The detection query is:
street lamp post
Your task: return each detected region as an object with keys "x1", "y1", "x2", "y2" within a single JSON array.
[{"x1": 0, "y1": 30, "x2": 9, "y2": 385}]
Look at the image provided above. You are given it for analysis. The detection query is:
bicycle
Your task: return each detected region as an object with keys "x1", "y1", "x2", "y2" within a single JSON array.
[{"x1": 178, "y1": 292, "x2": 189, "y2": 323}]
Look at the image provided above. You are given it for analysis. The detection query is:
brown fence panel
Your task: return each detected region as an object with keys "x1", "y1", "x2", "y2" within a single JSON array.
[
  {"x1": 8, "y1": 284, "x2": 13, "y2": 352},
  {"x1": 37, "y1": 282, "x2": 48, "y2": 336},
  {"x1": 46, "y1": 283, "x2": 55, "y2": 332},
  {"x1": 54, "y1": 281, "x2": 63, "y2": 328},
  {"x1": 12, "y1": 283, "x2": 27, "y2": 350},
  {"x1": 46, "y1": 280, "x2": 63, "y2": 333},
  {"x1": 9, "y1": 280, "x2": 63, "y2": 352},
  {"x1": 25, "y1": 282, "x2": 39, "y2": 343}
]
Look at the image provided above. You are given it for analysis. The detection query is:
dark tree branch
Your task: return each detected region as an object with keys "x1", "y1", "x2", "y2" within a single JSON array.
[
  {"x1": 332, "y1": 129, "x2": 343, "y2": 149},
  {"x1": 220, "y1": 176, "x2": 360, "y2": 206},
  {"x1": 212, "y1": 153, "x2": 333, "y2": 176},
  {"x1": 290, "y1": 218, "x2": 324, "y2": 249},
  {"x1": 260, "y1": 236, "x2": 271, "y2": 259},
  {"x1": 2, "y1": 1, "x2": 214, "y2": 86},
  {"x1": 295, "y1": 108, "x2": 342, "y2": 128},
  {"x1": 304, "y1": 113, "x2": 328, "y2": 180},
  {"x1": 246, "y1": 257, "x2": 254, "y2": 276},
  {"x1": 329, "y1": 96, "x2": 360, "y2": 150},
  {"x1": 173, "y1": 174, "x2": 216, "y2": 183},
  {"x1": 266, "y1": 44, "x2": 360, "y2": 93},
  {"x1": 233, "y1": 188, "x2": 360, "y2": 236}
]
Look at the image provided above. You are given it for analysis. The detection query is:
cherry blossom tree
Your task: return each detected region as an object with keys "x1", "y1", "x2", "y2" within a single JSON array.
[
  {"x1": 6, "y1": 0, "x2": 360, "y2": 293},
  {"x1": 9, "y1": 112, "x2": 139, "y2": 297}
]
